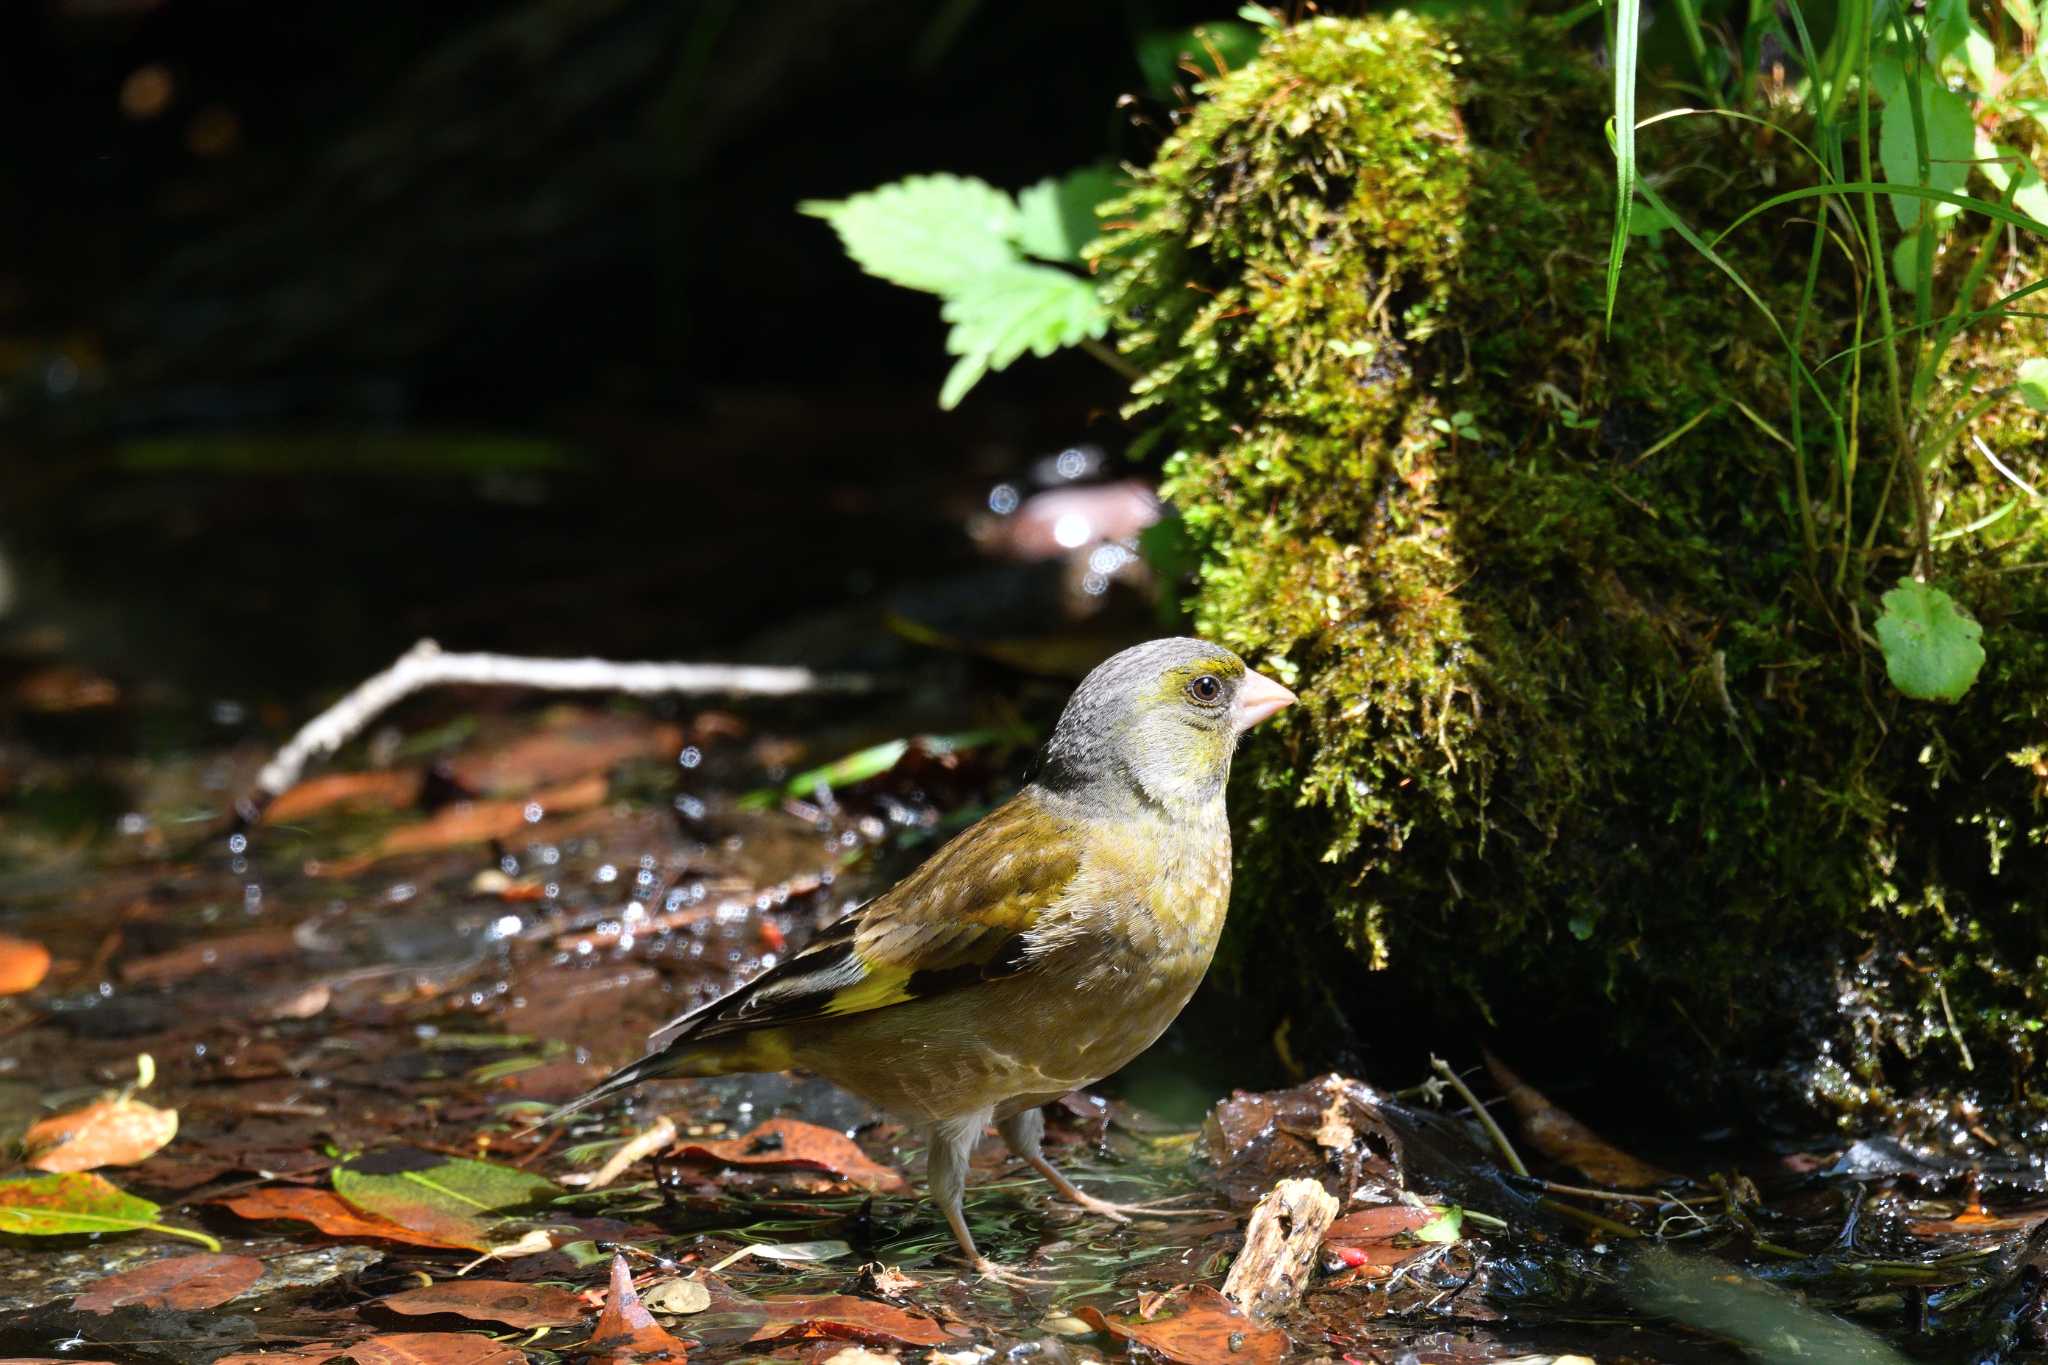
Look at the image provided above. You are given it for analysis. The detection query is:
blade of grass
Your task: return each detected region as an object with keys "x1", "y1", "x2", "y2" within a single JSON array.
[{"x1": 1605, "y1": 0, "x2": 1642, "y2": 329}]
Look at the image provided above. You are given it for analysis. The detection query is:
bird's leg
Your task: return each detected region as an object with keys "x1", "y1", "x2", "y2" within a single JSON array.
[
  {"x1": 927, "y1": 1113, "x2": 1050, "y2": 1286},
  {"x1": 997, "y1": 1107, "x2": 1214, "y2": 1221}
]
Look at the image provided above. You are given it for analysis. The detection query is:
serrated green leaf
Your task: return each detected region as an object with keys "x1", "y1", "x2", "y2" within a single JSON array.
[
  {"x1": 1013, "y1": 166, "x2": 1123, "y2": 264},
  {"x1": 799, "y1": 174, "x2": 1020, "y2": 295},
  {"x1": 938, "y1": 264, "x2": 1107, "y2": 409},
  {"x1": 1874, "y1": 580, "x2": 1986, "y2": 702},
  {"x1": 1871, "y1": 59, "x2": 1974, "y2": 229},
  {"x1": 2019, "y1": 357, "x2": 2048, "y2": 411},
  {"x1": 0, "y1": 1172, "x2": 221, "y2": 1250}
]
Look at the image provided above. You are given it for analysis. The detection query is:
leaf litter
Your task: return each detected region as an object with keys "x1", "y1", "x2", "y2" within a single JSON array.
[{"x1": 8, "y1": 696, "x2": 2048, "y2": 1364}]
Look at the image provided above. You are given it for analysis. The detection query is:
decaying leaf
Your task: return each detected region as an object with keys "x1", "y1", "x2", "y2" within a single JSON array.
[
  {"x1": 1484, "y1": 1051, "x2": 1672, "y2": 1189},
  {"x1": 26, "y1": 1095, "x2": 179, "y2": 1172},
  {"x1": 219, "y1": 1186, "x2": 477, "y2": 1250},
  {"x1": 332, "y1": 1149, "x2": 560, "y2": 1252},
  {"x1": 1323, "y1": 1203, "x2": 1446, "y2": 1271},
  {"x1": 73, "y1": 1252, "x2": 264, "y2": 1312},
  {"x1": 588, "y1": 1253, "x2": 691, "y2": 1361},
  {"x1": 1075, "y1": 1284, "x2": 1289, "y2": 1365},
  {"x1": 672, "y1": 1117, "x2": 907, "y2": 1194},
  {"x1": 0, "y1": 1171, "x2": 219, "y2": 1250},
  {"x1": 376, "y1": 775, "x2": 609, "y2": 857},
  {"x1": 344, "y1": 1335, "x2": 528, "y2": 1365},
  {"x1": 641, "y1": 1277, "x2": 712, "y2": 1315},
  {"x1": 747, "y1": 1294, "x2": 959, "y2": 1348},
  {"x1": 0, "y1": 935, "x2": 51, "y2": 995},
  {"x1": 264, "y1": 768, "x2": 425, "y2": 823},
  {"x1": 377, "y1": 1279, "x2": 587, "y2": 1328}
]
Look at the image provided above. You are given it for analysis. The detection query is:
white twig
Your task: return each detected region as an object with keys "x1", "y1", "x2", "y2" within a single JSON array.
[{"x1": 241, "y1": 639, "x2": 872, "y2": 818}]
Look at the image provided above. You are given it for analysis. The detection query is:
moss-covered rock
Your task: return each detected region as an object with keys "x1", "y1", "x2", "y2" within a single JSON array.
[{"x1": 1101, "y1": 13, "x2": 2048, "y2": 1130}]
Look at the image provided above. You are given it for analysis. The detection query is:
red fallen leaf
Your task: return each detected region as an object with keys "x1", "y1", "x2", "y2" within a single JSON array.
[
  {"x1": 378, "y1": 1279, "x2": 587, "y2": 1328},
  {"x1": 587, "y1": 1254, "x2": 690, "y2": 1361},
  {"x1": 121, "y1": 927, "x2": 300, "y2": 986},
  {"x1": 672, "y1": 1118, "x2": 907, "y2": 1195},
  {"x1": 445, "y1": 715, "x2": 684, "y2": 796},
  {"x1": 264, "y1": 769, "x2": 425, "y2": 823},
  {"x1": 344, "y1": 1335, "x2": 526, "y2": 1365},
  {"x1": 1322, "y1": 1204, "x2": 1444, "y2": 1271},
  {"x1": 1484, "y1": 1050, "x2": 1673, "y2": 1189},
  {"x1": 378, "y1": 775, "x2": 610, "y2": 857},
  {"x1": 73, "y1": 1252, "x2": 264, "y2": 1312},
  {"x1": 1075, "y1": 1284, "x2": 1289, "y2": 1365},
  {"x1": 746, "y1": 1295, "x2": 959, "y2": 1348},
  {"x1": 219, "y1": 1187, "x2": 475, "y2": 1250},
  {"x1": 213, "y1": 1345, "x2": 348, "y2": 1365},
  {"x1": 1909, "y1": 1205, "x2": 2048, "y2": 1237},
  {"x1": 0, "y1": 935, "x2": 51, "y2": 995},
  {"x1": 26, "y1": 1097, "x2": 179, "y2": 1172}
]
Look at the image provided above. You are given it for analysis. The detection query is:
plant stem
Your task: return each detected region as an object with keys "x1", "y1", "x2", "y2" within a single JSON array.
[
  {"x1": 1080, "y1": 336, "x2": 1142, "y2": 381},
  {"x1": 1430, "y1": 1055, "x2": 1528, "y2": 1178}
]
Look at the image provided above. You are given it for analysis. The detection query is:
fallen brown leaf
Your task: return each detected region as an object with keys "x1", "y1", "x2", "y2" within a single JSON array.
[
  {"x1": 219, "y1": 1186, "x2": 476, "y2": 1250},
  {"x1": 73, "y1": 1252, "x2": 264, "y2": 1311},
  {"x1": 747, "y1": 1294, "x2": 958, "y2": 1348},
  {"x1": 378, "y1": 775, "x2": 609, "y2": 857},
  {"x1": 377, "y1": 1279, "x2": 587, "y2": 1329},
  {"x1": 673, "y1": 1117, "x2": 907, "y2": 1194},
  {"x1": 26, "y1": 1096, "x2": 179, "y2": 1172},
  {"x1": 1075, "y1": 1284, "x2": 1288, "y2": 1365},
  {"x1": 446, "y1": 714, "x2": 683, "y2": 795},
  {"x1": 212, "y1": 1345, "x2": 347, "y2": 1365},
  {"x1": 1484, "y1": 1050, "x2": 1673, "y2": 1189},
  {"x1": 1322, "y1": 1203, "x2": 1444, "y2": 1271},
  {"x1": 264, "y1": 769, "x2": 425, "y2": 823},
  {"x1": 0, "y1": 935, "x2": 51, "y2": 995},
  {"x1": 345, "y1": 1335, "x2": 527, "y2": 1365},
  {"x1": 121, "y1": 927, "x2": 299, "y2": 986},
  {"x1": 587, "y1": 1253, "x2": 690, "y2": 1361}
]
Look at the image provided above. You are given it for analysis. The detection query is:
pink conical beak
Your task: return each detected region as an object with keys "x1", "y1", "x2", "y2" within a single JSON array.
[{"x1": 1234, "y1": 669, "x2": 1297, "y2": 731}]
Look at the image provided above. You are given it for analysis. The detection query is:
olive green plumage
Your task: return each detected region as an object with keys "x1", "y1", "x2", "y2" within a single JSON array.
[{"x1": 549, "y1": 637, "x2": 1295, "y2": 1276}]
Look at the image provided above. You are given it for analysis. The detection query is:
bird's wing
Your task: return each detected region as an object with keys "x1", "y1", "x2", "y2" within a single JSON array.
[{"x1": 646, "y1": 790, "x2": 1080, "y2": 1052}]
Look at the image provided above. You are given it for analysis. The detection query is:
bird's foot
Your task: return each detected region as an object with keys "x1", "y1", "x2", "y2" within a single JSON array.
[
  {"x1": 969, "y1": 1257, "x2": 1056, "y2": 1288},
  {"x1": 1062, "y1": 1190, "x2": 1223, "y2": 1222}
]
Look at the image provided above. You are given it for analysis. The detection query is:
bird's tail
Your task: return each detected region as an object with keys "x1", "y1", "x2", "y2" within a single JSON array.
[{"x1": 529, "y1": 1035, "x2": 769, "y2": 1132}]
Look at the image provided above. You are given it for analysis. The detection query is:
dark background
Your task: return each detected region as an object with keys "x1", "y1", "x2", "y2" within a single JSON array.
[{"x1": 0, "y1": 0, "x2": 1231, "y2": 701}]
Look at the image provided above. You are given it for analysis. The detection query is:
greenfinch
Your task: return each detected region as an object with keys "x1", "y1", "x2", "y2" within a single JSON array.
[{"x1": 547, "y1": 637, "x2": 1295, "y2": 1278}]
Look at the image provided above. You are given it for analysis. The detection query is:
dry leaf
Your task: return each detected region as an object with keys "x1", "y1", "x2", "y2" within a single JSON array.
[
  {"x1": 588, "y1": 1253, "x2": 690, "y2": 1361},
  {"x1": 1075, "y1": 1284, "x2": 1289, "y2": 1365},
  {"x1": 378, "y1": 775, "x2": 608, "y2": 857},
  {"x1": 26, "y1": 1096, "x2": 179, "y2": 1172},
  {"x1": 672, "y1": 1117, "x2": 906, "y2": 1194},
  {"x1": 220, "y1": 1186, "x2": 476, "y2": 1250},
  {"x1": 73, "y1": 1252, "x2": 264, "y2": 1311},
  {"x1": 344, "y1": 1335, "x2": 527, "y2": 1365},
  {"x1": 264, "y1": 769, "x2": 424, "y2": 823},
  {"x1": 747, "y1": 1295, "x2": 958, "y2": 1348},
  {"x1": 0, "y1": 935, "x2": 52, "y2": 995},
  {"x1": 378, "y1": 1279, "x2": 587, "y2": 1328},
  {"x1": 640, "y1": 1277, "x2": 711, "y2": 1315},
  {"x1": 212, "y1": 1344, "x2": 347, "y2": 1365}
]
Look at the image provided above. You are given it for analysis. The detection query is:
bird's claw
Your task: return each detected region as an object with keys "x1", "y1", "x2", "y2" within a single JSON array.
[
  {"x1": 1066, "y1": 1191, "x2": 1223, "y2": 1222},
  {"x1": 970, "y1": 1257, "x2": 1055, "y2": 1288}
]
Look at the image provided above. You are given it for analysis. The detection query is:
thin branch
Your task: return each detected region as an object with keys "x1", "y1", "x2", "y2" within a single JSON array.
[
  {"x1": 1430, "y1": 1054, "x2": 1528, "y2": 1178},
  {"x1": 239, "y1": 638, "x2": 873, "y2": 823}
]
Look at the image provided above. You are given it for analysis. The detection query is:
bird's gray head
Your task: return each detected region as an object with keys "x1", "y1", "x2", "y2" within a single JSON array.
[{"x1": 1036, "y1": 637, "x2": 1295, "y2": 814}]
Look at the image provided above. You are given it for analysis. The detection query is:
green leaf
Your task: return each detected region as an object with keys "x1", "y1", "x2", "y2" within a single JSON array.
[
  {"x1": 1413, "y1": 1206, "x2": 1464, "y2": 1243},
  {"x1": 1135, "y1": 21, "x2": 1263, "y2": 98},
  {"x1": 800, "y1": 174, "x2": 1019, "y2": 296},
  {"x1": 0, "y1": 1172, "x2": 221, "y2": 1251},
  {"x1": 334, "y1": 1150, "x2": 559, "y2": 1251},
  {"x1": 938, "y1": 264, "x2": 1107, "y2": 409},
  {"x1": 1975, "y1": 136, "x2": 2048, "y2": 224},
  {"x1": 1926, "y1": 0, "x2": 1974, "y2": 63},
  {"x1": 1871, "y1": 58, "x2": 1974, "y2": 229},
  {"x1": 2020, "y1": 357, "x2": 2048, "y2": 410},
  {"x1": 1874, "y1": 581, "x2": 1986, "y2": 702},
  {"x1": 1013, "y1": 166, "x2": 1123, "y2": 265}
]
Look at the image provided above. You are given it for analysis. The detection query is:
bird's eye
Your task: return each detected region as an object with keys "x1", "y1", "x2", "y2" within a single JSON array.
[{"x1": 1186, "y1": 674, "x2": 1224, "y2": 705}]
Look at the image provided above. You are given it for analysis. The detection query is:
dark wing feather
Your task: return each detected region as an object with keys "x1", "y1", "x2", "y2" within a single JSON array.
[{"x1": 645, "y1": 789, "x2": 1079, "y2": 1051}]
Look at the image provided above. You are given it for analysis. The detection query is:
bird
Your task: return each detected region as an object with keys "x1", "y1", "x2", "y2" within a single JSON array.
[{"x1": 543, "y1": 637, "x2": 1296, "y2": 1280}]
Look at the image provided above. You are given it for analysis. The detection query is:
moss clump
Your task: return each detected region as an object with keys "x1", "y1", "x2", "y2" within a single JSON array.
[{"x1": 1101, "y1": 13, "x2": 2048, "y2": 1129}]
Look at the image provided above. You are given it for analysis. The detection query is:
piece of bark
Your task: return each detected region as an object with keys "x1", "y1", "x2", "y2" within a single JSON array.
[{"x1": 1221, "y1": 1177, "x2": 1339, "y2": 1319}]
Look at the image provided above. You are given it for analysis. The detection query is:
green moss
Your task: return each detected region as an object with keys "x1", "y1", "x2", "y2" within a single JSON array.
[{"x1": 1100, "y1": 14, "x2": 2048, "y2": 1128}]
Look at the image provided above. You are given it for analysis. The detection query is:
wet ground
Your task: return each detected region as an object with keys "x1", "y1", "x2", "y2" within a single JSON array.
[{"x1": 4, "y1": 446, "x2": 2048, "y2": 1363}]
